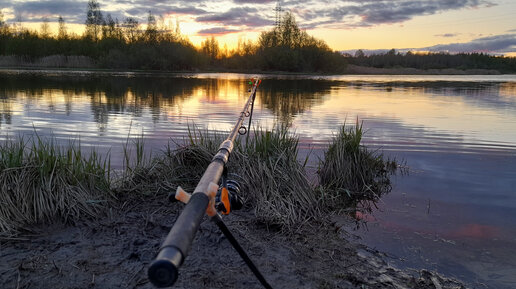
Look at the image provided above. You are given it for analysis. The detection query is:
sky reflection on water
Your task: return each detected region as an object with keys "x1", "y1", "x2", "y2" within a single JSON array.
[{"x1": 1, "y1": 70, "x2": 516, "y2": 288}]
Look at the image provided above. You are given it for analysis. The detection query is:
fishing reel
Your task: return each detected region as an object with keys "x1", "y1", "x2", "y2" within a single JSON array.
[
  {"x1": 215, "y1": 179, "x2": 244, "y2": 214},
  {"x1": 169, "y1": 171, "x2": 244, "y2": 216}
]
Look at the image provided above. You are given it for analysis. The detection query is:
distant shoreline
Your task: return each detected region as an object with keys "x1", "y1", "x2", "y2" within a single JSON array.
[
  {"x1": 344, "y1": 64, "x2": 504, "y2": 75},
  {"x1": 0, "y1": 64, "x2": 512, "y2": 76}
]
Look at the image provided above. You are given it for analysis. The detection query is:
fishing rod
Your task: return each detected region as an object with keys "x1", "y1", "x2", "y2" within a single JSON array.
[{"x1": 147, "y1": 78, "x2": 272, "y2": 289}]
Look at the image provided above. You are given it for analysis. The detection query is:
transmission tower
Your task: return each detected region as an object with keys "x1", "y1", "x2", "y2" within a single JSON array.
[{"x1": 274, "y1": 0, "x2": 283, "y2": 29}]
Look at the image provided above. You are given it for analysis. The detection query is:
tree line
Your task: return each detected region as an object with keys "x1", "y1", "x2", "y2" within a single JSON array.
[
  {"x1": 348, "y1": 49, "x2": 516, "y2": 73},
  {"x1": 0, "y1": 1, "x2": 347, "y2": 73},
  {"x1": 0, "y1": 1, "x2": 201, "y2": 70},
  {"x1": 1, "y1": 1, "x2": 514, "y2": 73}
]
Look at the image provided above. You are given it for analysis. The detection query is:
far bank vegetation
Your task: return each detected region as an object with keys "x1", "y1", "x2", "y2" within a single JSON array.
[
  {"x1": 0, "y1": 1, "x2": 345, "y2": 73},
  {"x1": 2, "y1": 1, "x2": 513, "y2": 73}
]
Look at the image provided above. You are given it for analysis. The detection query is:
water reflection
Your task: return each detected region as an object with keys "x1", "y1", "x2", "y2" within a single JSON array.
[
  {"x1": 339, "y1": 80, "x2": 516, "y2": 111},
  {"x1": 258, "y1": 79, "x2": 332, "y2": 124},
  {"x1": 0, "y1": 73, "x2": 340, "y2": 134},
  {"x1": 1, "y1": 70, "x2": 516, "y2": 289},
  {"x1": 0, "y1": 100, "x2": 12, "y2": 126},
  {"x1": 1, "y1": 72, "x2": 514, "y2": 135}
]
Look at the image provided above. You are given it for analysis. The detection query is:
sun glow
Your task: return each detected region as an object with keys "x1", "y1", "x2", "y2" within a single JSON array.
[{"x1": 1, "y1": 1, "x2": 514, "y2": 55}]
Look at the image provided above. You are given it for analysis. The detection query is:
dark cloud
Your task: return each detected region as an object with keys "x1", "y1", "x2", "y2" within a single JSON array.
[
  {"x1": 0, "y1": 0, "x2": 501, "y2": 34},
  {"x1": 196, "y1": 7, "x2": 271, "y2": 27},
  {"x1": 435, "y1": 33, "x2": 458, "y2": 38},
  {"x1": 4, "y1": 0, "x2": 208, "y2": 24},
  {"x1": 424, "y1": 34, "x2": 516, "y2": 53},
  {"x1": 197, "y1": 27, "x2": 240, "y2": 35},
  {"x1": 10, "y1": 1, "x2": 84, "y2": 23},
  {"x1": 340, "y1": 33, "x2": 516, "y2": 55},
  {"x1": 168, "y1": 6, "x2": 207, "y2": 15},
  {"x1": 121, "y1": 4, "x2": 207, "y2": 23},
  {"x1": 361, "y1": 0, "x2": 485, "y2": 24},
  {"x1": 233, "y1": 0, "x2": 275, "y2": 3},
  {"x1": 291, "y1": 0, "x2": 494, "y2": 29}
]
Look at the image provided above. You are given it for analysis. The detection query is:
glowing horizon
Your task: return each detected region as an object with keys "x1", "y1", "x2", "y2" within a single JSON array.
[{"x1": 1, "y1": 0, "x2": 515, "y2": 54}]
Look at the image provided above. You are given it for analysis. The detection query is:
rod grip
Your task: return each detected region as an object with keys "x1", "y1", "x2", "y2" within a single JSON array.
[{"x1": 148, "y1": 193, "x2": 210, "y2": 287}]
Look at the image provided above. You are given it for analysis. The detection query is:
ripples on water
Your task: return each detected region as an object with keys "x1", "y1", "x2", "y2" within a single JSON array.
[{"x1": 1, "y1": 70, "x2": 515, "y2": 288}]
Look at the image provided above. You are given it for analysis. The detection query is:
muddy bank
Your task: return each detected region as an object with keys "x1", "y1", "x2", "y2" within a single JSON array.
[{"x1": 0, "y1": 193, "x2": 467, "y2": 289}]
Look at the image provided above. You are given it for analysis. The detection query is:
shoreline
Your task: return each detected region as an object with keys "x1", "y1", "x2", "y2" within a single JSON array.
[
  {"x1": 0, "y1": 193, "x2": 469, "y2": 289},
  {"x1": 0, "y1": 65, "x2": 513, "y2": 76},
  {"x1": 0, "y1": 127, "x2": 467, "y2": 288}
]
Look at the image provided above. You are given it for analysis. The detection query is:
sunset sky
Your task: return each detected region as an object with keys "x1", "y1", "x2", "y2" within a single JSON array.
[{"x1": 1, "y1": 0, "x2": 515, "y2": 55}]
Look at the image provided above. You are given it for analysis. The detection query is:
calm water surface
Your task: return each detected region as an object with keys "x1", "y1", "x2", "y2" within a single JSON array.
[{"x1": 1, "y1": 70, "x2": 515, "y2": 288}]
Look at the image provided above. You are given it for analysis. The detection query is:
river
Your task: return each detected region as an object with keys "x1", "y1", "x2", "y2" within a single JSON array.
[{"x1": 1, "y1": 70, "x2": 515, "y2": 288}]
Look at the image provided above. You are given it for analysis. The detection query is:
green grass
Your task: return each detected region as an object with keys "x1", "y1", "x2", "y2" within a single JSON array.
[
  {"x1": 0, "y1": 135, "x2": 112, "y2": 236},
  {"x1": 0, "y1": 122, "x2": 400, "y2": 236},
  {"x1": 318, "y1": 120, "x2": 398, "y2": 214},
  {"x1": 235, "y1": 126, "x2": 318, "y2": 230}
]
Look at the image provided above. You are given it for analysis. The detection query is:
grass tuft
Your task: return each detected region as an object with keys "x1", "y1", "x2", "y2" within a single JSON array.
[
  {"x1": 0, "y1": 136, "x2": 112, "y2": 236},
  {"x1": 318, "y1": 120, "x2": 399, "y2": 214},
  {"x1": 1, "y1": 122, "x2": 401, "y2": 235},
  {"x1": 235, "y1": 125, "x2": 319, "y2": 230}
]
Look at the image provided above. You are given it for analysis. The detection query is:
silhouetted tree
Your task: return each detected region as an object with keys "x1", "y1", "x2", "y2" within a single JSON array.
[
  {"x1": 40, "y1": 17, "x2": 50, "y2": 38},
  {"x1": 145, "y1": 11, "x2": 158, "y2": 43},
  {"x1": 85, "y1": 0, "x2": 103, "y2": 41},
  {"x1": 57, "y1": 16, "x2": 67, "y2": 39},
  {"x1": 0, "y1": 11, "x2": 9, "y2": 36},
  {"x1": 201, "y1": 36, "x2": 220, "y2": 64},
  {"x1": 123, "y1": 17, "x2": 139, "y2": 43},
  {"x1": 252, "y1": 12, "x2": 346, "y2": 72},
  {"x1": 0, "y1": 11, "x2": 5, "y2": 27},
  {"x1": 355, "y1": 49, "x2": 365, "y2": 58},
  {"x1": 102, "y1": 13, "x2": 117, "y2": 39}
]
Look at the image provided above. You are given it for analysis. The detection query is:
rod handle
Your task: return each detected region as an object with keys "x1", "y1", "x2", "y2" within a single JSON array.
[
  {"x1": 147, "y1": 193, "x2": 209, "y2": 287},
  {"x1": 147, "y1": 247, "x2": 182, "y2": 287}
]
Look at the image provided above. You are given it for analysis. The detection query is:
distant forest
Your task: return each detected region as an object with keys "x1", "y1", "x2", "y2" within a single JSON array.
[
  {"x1": 347, "y1": 49, "x2": 516, "y2": 73},
  {"x1": 0, "y1": 0, "x2": 514, "y2": 73},
  {"x1": 0, "y1": 0, "x2": 345, "y2": 73}
]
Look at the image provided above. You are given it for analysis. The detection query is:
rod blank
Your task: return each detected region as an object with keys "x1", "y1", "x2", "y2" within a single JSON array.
[{"x1": 148, "y1": 79, "x2": 260, "y2": 288}]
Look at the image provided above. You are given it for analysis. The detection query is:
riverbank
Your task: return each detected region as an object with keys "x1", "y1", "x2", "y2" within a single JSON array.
[
  {"x1": 0, "y1": 193, "x2": 467, "y2": 289},
  {"x1": 344, "y1": 64, "x2": 503, "y2": 75},
  {"x1": 0, "y1": 60, "x2": 511, "y2": 76},
  {"x1": 0, "y1": 126, "x2": 467, "y2": 288}
]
